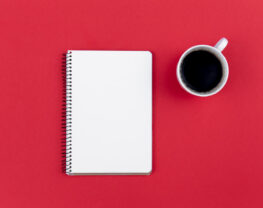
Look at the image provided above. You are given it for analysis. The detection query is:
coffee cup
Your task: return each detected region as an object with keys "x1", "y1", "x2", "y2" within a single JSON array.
[{"x1": 176, "y1": 38, "x2": 229, "y2": 97}]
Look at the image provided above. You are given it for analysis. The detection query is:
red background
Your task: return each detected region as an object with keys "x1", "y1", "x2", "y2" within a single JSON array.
[{"x1": 1, "y1": 0, "x2": 263, "y2": 207}]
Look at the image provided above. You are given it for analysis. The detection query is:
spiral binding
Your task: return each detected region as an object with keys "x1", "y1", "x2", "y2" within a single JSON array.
[{"x1": 62, "y1": 51, "x2": 72, "y2": 174}]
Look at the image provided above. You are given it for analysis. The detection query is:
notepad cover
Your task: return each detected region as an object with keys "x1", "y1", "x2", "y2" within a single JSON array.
[{"x1": 64, "y1": 50, "x2": 152, "y2": 175}]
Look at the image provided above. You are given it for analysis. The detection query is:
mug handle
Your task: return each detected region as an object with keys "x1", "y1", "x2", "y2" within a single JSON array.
[{"x1": 214, "y1": 37, "x2": 228, "y2": 52}]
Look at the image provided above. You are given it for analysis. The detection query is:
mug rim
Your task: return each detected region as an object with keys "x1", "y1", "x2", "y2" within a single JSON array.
[{"x1": 176, "y1": 45, "x2": 229, "y2": 97}]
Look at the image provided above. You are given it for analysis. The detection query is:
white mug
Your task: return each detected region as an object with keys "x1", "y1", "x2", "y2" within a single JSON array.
[{"x1": 176, "y1": 38, "x2": 229, "y2": 97}]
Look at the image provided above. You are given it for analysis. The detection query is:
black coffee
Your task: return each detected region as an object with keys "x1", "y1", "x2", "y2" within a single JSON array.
[{"x1": 181, "y1": 50, "x2": 223, "y2": 92}]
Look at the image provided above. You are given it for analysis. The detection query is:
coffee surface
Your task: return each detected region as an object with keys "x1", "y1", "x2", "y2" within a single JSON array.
[{"x1": 181, "y1": 50, "x2": 222, "y2": 92}]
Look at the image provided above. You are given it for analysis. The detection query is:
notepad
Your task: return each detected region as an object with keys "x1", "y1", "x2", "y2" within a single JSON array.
[{"x1": 64, "y1": 50, "x2": 152, "y2": 175}]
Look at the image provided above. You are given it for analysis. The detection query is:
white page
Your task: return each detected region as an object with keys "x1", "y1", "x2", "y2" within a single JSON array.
[{"x1": 67, "y1": 51, "x2": 152, "y2": 175}]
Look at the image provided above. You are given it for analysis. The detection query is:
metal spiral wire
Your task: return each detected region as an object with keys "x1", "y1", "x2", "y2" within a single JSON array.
[{"x1": 62, "y1": 51, "x2": 72, "y2": 174}]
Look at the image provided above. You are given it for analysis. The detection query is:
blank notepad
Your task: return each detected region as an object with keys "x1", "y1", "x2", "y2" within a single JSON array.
[{"x1": 65, "y1": 50, "x2": 152, "y2": 175}]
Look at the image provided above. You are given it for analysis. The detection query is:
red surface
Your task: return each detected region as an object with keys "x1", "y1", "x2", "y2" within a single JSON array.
[{"x1": 1, "y1": 0, "x2": 263, "y2": 207}]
